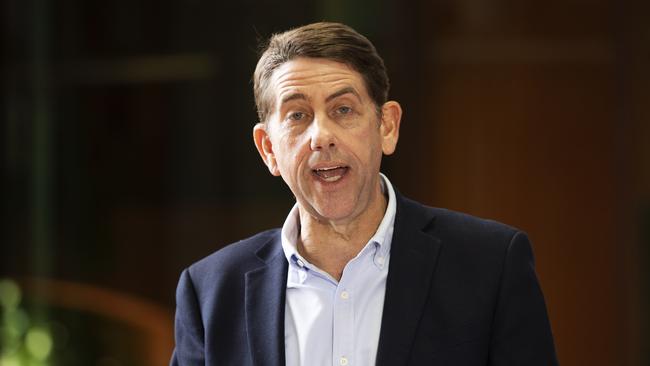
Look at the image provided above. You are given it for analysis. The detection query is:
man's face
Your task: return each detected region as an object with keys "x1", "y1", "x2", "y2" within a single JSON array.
[{"x1": 253, "y1": 57, "x2": 401, "y2": 225}]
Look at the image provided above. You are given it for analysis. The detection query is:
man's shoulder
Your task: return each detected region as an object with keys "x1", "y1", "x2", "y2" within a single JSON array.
[
  {"x1": 186, "y1": 228, "x2": 282, "y2": 280},
  {"x1": 396, "y1": 195, "x2": 529, "y2": 274},
  {"x1": 399, "y1": 195, "x2": 521, "y2": 247}
]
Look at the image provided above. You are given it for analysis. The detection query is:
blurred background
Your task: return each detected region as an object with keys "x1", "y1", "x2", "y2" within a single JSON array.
[{"x1": 2, "y1": 0, "x2": 649, "y2": 365}]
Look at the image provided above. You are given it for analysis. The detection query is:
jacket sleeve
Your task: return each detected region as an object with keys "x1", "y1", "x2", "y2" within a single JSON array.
[
  {"x1": 488, "y1": 231, "x2": 559, "y2": 365},
  {"x1": 170, "y1": 268, "x2": 206, "y2": 366}
]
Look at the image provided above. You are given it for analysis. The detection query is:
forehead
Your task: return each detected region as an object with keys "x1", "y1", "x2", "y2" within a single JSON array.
[{"x1": 268, "y1": 57, "x2": 368, "y2": 103}]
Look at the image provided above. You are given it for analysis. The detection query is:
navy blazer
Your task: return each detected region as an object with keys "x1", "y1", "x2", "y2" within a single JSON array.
[{"x1": 170, "y1": 193, "x2": 558, "y2": 365}]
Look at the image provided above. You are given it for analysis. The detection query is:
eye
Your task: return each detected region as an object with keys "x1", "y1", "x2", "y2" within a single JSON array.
[
  {"x1": 336, "y1": 106, "x2": 352, "y2": 115},
  {"x1": 287, "y1": 111, "x2": 306, "y2": 121}
]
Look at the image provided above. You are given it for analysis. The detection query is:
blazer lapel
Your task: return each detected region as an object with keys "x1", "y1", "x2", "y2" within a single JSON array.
[
  {"x1": 376, "y1": 195, "x2": 442, "y2": 366},
  {"x1": 245, "y1": 234, "x2": 288, "y2": 366}
]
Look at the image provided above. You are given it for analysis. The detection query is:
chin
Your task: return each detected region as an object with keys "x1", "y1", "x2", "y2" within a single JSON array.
[{"x1": 312, "y1": 201, "x2": 359, "y2": 222}]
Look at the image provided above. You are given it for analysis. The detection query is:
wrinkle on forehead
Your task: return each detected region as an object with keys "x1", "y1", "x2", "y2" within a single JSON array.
[{"x1": 270, "y1": 58, "x2": 365, "y2": 104}]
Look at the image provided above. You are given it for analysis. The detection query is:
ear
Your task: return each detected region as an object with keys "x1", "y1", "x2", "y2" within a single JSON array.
[
  {"x1": 253, "y1": 123, "x2": 281, "y2": 176},
  {"x1": 379, "y1": 101, "x2": 402, "y2": 155}
]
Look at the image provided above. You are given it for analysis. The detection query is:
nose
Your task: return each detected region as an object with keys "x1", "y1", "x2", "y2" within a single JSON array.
[{"x1": 309, "y1": 115, "x2": 336, "y2": 151}]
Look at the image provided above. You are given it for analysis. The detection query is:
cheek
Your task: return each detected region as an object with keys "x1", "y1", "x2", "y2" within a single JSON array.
[
  {"x1": 275, "y1": 134, "x2": 306, "y2": 174},
  {"x1": 351, "y1": 127, "x2": 383, "y2": 159}
]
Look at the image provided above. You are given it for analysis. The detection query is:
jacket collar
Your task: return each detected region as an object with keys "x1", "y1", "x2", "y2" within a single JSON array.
[
  {"x1": 376, "y1": 192, "x2": 442, "y2": 366},
  {"x1": 245, "y1": 232, "x2": 287, "y2": 366}
]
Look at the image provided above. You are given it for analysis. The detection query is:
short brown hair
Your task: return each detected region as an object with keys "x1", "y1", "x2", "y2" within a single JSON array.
[{"x1": 253, "y1": 22, "x2": 390, "y2": 123}]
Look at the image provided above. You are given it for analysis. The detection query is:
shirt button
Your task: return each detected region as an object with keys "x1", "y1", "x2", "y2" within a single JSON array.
[
  {"x1": 340, "y1": 291, "x2": 349, "y2": 299},
  {"x1": 376, "y1": 256, "x2": 385, "y2": 265},
  {"x1": 340, "y1": 356, "x2": 348, "y2": 365}
]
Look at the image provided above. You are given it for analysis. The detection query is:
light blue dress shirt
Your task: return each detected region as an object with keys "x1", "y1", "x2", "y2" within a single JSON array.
[{"x1": 281, "y1": 173, "x2": 397, "y2": 366}]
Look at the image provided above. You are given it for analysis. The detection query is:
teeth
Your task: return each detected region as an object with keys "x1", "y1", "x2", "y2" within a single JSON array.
[
  {"x1": 316, "y1": 166, "x2": 341, "y2": 171},
  {"x1": 322, "y1": 175, "x2": 342, "y2": 182},
  {"x1": 313, "y1": 166, "x2": 347, "y2": 182}
]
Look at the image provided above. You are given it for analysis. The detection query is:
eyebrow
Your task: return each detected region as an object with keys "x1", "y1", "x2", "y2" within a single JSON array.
[
  {"x1": 281, "y1": 92, "x2": 308, "y2": 105},
  {"x1": 279, "y1": 87, "x2": 361, "y2": 106},
  {"x1": 325, "y1": 87, "x2": 360, "y2": 103}
]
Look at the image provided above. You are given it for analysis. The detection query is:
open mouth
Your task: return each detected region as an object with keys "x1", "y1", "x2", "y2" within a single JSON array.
[{"x1": 312, "y1": 166, "x2": 349, "y2": 182}]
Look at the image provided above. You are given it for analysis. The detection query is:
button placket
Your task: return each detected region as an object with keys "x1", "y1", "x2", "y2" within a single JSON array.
[{"x1": 333, "y1": 282, "x2": 354, "y2": 366}]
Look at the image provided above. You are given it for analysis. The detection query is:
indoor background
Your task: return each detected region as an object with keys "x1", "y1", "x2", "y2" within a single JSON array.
[{"x1": 2, "y1": 0, "x2": 649, "y2": 365}]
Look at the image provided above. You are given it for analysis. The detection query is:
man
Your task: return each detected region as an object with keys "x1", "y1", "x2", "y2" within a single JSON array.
[{"x1": 170, "y1": 22, "x2": 558, "y2": 366}]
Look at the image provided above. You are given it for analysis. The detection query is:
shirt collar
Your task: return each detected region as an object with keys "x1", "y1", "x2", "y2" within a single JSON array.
[{"x1": 281, "y1": 173, "x2": 397, "y2": 273}]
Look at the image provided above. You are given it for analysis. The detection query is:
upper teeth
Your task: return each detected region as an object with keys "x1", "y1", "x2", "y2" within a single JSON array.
[{"x1": 317, "y1": 166, "x2": 341, "y2": 171}]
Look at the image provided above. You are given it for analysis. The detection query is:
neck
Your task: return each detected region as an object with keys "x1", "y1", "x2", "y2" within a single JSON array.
[{"x1": 297, "y1": 182, "x2": 387, "y2": 281}]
